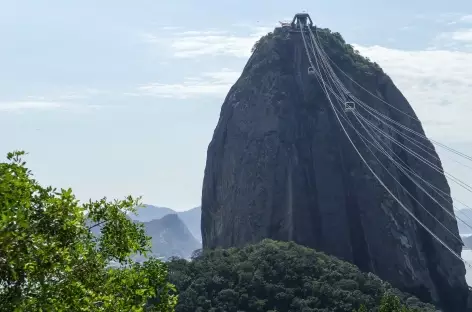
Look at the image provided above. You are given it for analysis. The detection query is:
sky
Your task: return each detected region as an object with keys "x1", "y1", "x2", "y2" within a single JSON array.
[{"x1": 1, "y1": 0, "x2": 472, "y2": 211}]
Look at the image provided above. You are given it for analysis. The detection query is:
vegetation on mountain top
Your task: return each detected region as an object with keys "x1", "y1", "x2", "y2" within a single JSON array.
[
  {"x1": 251, "y1": 27, "x2": 382, "y2": 78},
  {"x1": 167, "y1": 239, "x2": 436, "y2": 312},
  {"x1": 0, "y1": 151, "x2": 177, "y2": 312}
]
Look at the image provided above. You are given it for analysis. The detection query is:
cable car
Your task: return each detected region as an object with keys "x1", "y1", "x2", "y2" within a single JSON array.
[
  {"x1": 344, "y1": 101, "x2": 355, "y2": 112},
  {"x1": 308, "y1": 67, "x2": 315, "y2": 76}
]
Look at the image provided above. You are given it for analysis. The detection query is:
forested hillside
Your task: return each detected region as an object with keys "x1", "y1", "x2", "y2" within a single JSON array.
[{"x1": 167, "y1": 240, "x2": 437, "y2": 312}]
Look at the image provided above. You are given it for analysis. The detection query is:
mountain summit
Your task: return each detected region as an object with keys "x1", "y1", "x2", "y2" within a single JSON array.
[{"x1": 201, "y1": 23, "x2": 469, "y2": 311}]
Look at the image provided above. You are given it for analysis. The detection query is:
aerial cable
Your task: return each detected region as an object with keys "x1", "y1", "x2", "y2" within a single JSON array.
[
  {"x1": 356, "y1": 110, "x2": 472, "y2": 222},
  {"x1": 356, "y1": 113, "x2": 472, "y2": 210},
  {"x1": 300, "y1": 26, "x2": 317, "y2": 75},
  {"x1": 310, "y1": 27, "x2": 472, "y2": 164},
  {"x1": 310, "y1": 35, "x2": 472, "y2": 223},
  {"x1": 309, "y1": 43, "x2": 472, "y2": 218},
  {"x1": 307, "y1": 32, "x2": 472, "y2": 198},
  {"x1": 358, "y1": 113, "x2": 472, "y2": 196},
  {"x1": 323, "y1": 69, "x2": 470, "y2": 269},
  {"x1": 358, "y1": 102, "x2": 472, "y2": 163},
  {"x1": 331, "y1": 101, "x2": 465, "y2": 245},
  {"x1": 357, "y1": 113, "x2": 472, "y2": 194},
  {"x1": 335, "y1": 85, "x2": 472, "y2": 167},
  {"x1": 325, "y1": 78, "x2": 468, "y2": 243},
  {"x1": 307, "y1": 32, "x2": 472, "y2": 234},
  {"x1": 357, "y1": 112, "x2": 472, "y2": 192},
  {"x1": 355, "y1": 105, "x2": 472, "y2": 172},
  {"x1": 307, "y1": 30, "x2": 347, "y2": 101},
  {"x1": 311, "y1": 28, "x2": 420, "y2": 122},
  {"x1": 301, "y1": 31, "x2": 471, "y2": 268},
  {"x1": 355, "y1": 97, "x2": 472, "y2": 163},
  {"x1": 353, "y1": 110, "x2": 472, "y2": 234}
]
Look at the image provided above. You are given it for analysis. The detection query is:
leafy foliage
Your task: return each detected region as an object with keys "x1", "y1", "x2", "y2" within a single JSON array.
[
  {"x1": 310, "y1": 27, "x2": 382, "y2": 84},
  {"x1": 0, "y1": 151, "x2": 177, "y2": 311},
  {"x1": 168, "y1": 240, "x2": 436, "y2": 312},
  {"x1": 252, "y1": 32, "x2": 275, "y2": 52},
  {"x1": 356, "y1": 292, "x2": 420, "y2": 312},
  {"x1": 251, "y1": 26, "x2": 382, "y2": 79}
]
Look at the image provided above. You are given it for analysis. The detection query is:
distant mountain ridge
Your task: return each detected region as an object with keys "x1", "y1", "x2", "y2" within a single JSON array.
[
  {"x1": 134, "y1": 213, "x2": 201, "y2": 261},
  {"x1": 129, "y1": 205, "x2": 472, "y2": 256},
  {"x1": 458, "y1": 209, "x2": 472, "y2": 234},
  {"x1": 87, "y1": 210, "x2": 201, "y2": 261},
  {"x1": 463, "y1": 236, "x2": 472, "y2": 250},
  {"x1": 131, "y1": 205, "x2": 202, "y2": 242}
]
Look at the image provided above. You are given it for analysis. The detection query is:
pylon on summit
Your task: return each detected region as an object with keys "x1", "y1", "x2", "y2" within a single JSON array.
[{"x1": 291, "y1": 13, "x2": 314, "y2": 30}]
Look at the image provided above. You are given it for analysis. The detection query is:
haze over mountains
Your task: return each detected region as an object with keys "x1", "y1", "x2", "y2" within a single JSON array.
[
  {"x1": 131, "y1": 205, "x2": 202, "y2": 242},
  {"x1": 88, "y1": 205, "x2": 202, "y2": 261},
  {"x1": 133, "y1": 213, "x2": 201, "y2": 261},
  {"x1": 94, "y1": 203, "x2": 472, "y2": 265},
  {"x1": 131, "y1": 205, "x2": 472, "y2": 252},
  {"x1": 457, "y1": 209, "x2": 472, "y2": 235}
]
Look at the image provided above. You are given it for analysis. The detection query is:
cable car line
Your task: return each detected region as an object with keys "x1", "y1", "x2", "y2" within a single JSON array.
[
  {"x1": 309, "y1": 26, "x2": 472, "y2": 165},
  {"x1": 356, "y1": 113, "x2": 472, "y2": 194},
  {"x1": 295, "y1": 17, "x2": 471, "y2": 267},
  {"x1": 306, "y1": 33, "x2": 472, "y2": 236},
  {"x1": 333, "y1": 102, "x2": 465, "y2": 246},
  {"x1": 353, "y1": 111, "x2": 472, "y2": 233},
  {"x1": 307, "y1": 25, "x2": 472, "y2": 213}
]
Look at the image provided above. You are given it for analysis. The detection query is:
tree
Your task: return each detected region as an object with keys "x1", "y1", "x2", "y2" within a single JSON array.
[
  {"x1": 355, "y1": 293, "x2": 417, "y2": 312},
  {"x1": 379, "y1": 293, "x2": 415, "y2": 312},
  {"x1": 0, "y1": 151, "x2": 177, "y2": 311}
]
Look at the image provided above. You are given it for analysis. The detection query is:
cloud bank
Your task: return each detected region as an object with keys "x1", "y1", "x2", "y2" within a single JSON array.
[{"x1": 133, "y1": 69, "x2": 241, "y2": 99}]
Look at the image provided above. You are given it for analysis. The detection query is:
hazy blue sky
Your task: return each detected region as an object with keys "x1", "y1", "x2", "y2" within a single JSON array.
[{"x1": 1, "y1": 0, "x2": 472, "y2": 211}]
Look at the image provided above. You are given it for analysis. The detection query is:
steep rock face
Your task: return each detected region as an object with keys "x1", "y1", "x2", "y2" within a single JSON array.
[{"x1": 201, "y1": 27, "x2": 469, "y2": 311}]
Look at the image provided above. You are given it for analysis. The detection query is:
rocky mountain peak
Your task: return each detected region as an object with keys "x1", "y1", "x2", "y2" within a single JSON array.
[{"x1": 201, "y1": 24, "x2": 469, "y2": 311}]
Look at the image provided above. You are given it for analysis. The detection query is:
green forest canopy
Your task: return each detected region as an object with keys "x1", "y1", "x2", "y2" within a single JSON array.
[{"x1": 167, "y1": 239, "x2": 436, "y2": 312}]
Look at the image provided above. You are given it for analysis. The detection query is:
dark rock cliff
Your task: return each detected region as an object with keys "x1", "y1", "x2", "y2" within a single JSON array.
[{"x1": 201, "y1": 27, "x2": 469, "y2": 311}]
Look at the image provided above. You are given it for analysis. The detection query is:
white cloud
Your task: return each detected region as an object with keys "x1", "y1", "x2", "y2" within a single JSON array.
[
  {"x1": 432, "y1": 28, "x2": 472, "y2": 51},
  {"x1": 0, "y1": 88, "x2": 108, "y2": 112},
  {"x1": 433, "y1": 12, "x2": 463, "y2": 24},
  {"x1": 144, "y1": 26, "x2": 272, "y2": 58},
  {"x1": 450, "y1": 29, "x2": 472, "y2": 42},
  {"x1": 176, "y1": 30, "x2": 228, "y2": 36},
  {"x1": 0, "y1": 101, "x2": 61, "y2": 111},
  {"x1": 354, "y1": 45, "x2": 472, "y2": 141},
  {"x1": 460, "y1": 15, "x2": 472, "y2": 23},
  {"x1": 433, "y1": 15, "x2": 472, "y2": 47},
  {"x1": 160, "y1": 26, "x2": 182, "y2": 31},
  {"x1": 134, "y1": 69, "x2": 241, "y2": 99}
]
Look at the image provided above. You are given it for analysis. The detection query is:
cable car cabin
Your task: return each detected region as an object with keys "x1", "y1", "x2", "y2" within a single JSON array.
[
  {"x1": 308, "y1": 67, "x2": 315, "y2": 76},
  {"x1": 344, "y1": 101, "x2": 355, "y2": 112}
]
